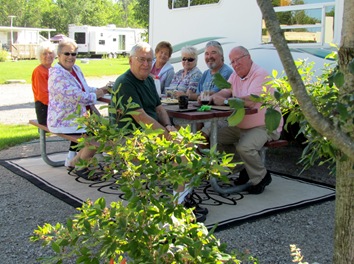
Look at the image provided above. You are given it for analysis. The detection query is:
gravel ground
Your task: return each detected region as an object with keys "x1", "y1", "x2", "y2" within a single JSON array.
[{"x1": 0, "y1": 79, "x2": 335, "y2": 263}]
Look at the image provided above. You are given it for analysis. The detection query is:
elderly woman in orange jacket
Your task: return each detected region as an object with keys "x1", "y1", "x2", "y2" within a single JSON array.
[{"x1": 31, "y1": 41, "x2": 56, "y2": 125}]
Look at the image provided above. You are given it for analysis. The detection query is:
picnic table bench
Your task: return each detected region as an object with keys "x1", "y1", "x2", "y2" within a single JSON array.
[
  {"x1": 29, "y1": 119, "x2": 82, "y2": 167},
  {"x1": 29, "y1": 118, "x2": 288, "y2": 193}
]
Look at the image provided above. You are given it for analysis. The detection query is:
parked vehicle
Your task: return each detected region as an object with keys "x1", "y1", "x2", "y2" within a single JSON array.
[
  {"x1": 149, "y1": 0, "x2": 343, "y2": 73},
  {"x1": 0, "y1": 26, "x2": 55, "y2": 59},
  {"x1": 69, "y1": 24, "x2": 146, "y2": 58}
]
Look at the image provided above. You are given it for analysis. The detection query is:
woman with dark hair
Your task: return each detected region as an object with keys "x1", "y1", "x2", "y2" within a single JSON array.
[{"x1": 150, "y1": 41, "x2": 175, "y2": 94}]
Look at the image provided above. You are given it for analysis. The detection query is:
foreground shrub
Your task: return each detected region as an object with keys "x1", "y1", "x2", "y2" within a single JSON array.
[{"x1": 31, "y1": 94, "x2": 241, "y2": 263}]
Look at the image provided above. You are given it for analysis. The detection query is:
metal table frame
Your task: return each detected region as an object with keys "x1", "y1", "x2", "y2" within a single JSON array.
[{"x1": 165, "y1": 104, "x2": 256, "y2": 194}]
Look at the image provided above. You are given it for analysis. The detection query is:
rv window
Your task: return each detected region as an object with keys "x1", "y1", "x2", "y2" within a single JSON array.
[
  {"x1": 168, "y1": 0, "x2": 219, "y2": 9},
  {"x1": 99, "y1": 40, "x2": 105, "y2": 45},
  {"x1": 263, "y1": 0, "x2": 336, "y2": 45},
  {"x1": 74, "y1": 33, "x2": 86, "y2": 44}
]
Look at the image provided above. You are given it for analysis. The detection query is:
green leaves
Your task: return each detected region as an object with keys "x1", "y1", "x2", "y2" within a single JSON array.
[
  {"x1": 227, "y1": 98, "x2": 245, "y2": 126},
  {"x1": 333, "y1": 71, "x2": 344, "y2": 87},
  {"x1": 197, "y1": 105, "x2": 212, "y2": 111},
  {"x1": 213, "y1": 72, "x2": 231, "y2": 89},
  {"x1": 265, "y1": 108, "x2": 282, "y2": 132}
]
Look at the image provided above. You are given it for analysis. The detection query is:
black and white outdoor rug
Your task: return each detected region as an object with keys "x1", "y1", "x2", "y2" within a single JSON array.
[{"x1": 0, "y1": 152, "x2": 335, "y2": 229}]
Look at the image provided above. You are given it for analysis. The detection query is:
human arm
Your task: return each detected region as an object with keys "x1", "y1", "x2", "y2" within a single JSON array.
[
  {"x1": 156, "y1": 104, "x2": 177, "y2": 130},
  {"x1": 185, "y1": 68, "x2": 202, "y2": 100},
  {"x1": 73, "y1": 65, "x2": 108, "y2": 99},
  {"x1": 210, "y1": 89, "x2": 233, "y2": 105},
  {"x1": 50, "y1": 66, "x2": 97, "y2": 106},
  {"x1": 132, "y1": 106, "x2": 175, "y2": 140},
  {"x1": 162, "y1": 67, "x2": 175, "y2": 89},
  {"x1": 231, "y1": 67, "x2": 270, "y2": 108}
]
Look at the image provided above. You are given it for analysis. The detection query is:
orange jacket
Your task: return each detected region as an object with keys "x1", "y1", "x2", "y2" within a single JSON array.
[{"x1": 32, "y1": 64, "x2": 50, "y2": 105}]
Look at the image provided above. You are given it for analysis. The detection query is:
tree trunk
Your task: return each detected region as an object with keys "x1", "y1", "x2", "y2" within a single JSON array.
[
  {"x1": 256, "y1": 0, "x2": 354, "y2": 262},
  {"x1": 334, "y1": 157, "x2": 354, "y2": 263},
  {"x1": 334, "y1": 1, "x2": 354, "y2": 262}
]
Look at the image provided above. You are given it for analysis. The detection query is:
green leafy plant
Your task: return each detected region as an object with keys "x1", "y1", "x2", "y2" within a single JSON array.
[
  {"x1": 227, "y1": 98, "x2": 245, "y2": 126},
  {"x1": 214, "y1": 72, "x2": 232, "y2": 89},
  {"x1": 0, "y1": 49, "x2": 10, "y2": 62},
  {"x1": 290, "y1": 244, "x2": 309, "y2": 264},
  {"x1": 31, "y1": 90, "x2": 244, "y2": 263},
  {"x1": 213, "y1": 53, "x2": 347, "y2": 174},
  {"x1": 264, "y1": 56, "x2": 348, "y2": 175},
  {"x1": 213, "y1": 73, "x2": 281, "y2": 132}
]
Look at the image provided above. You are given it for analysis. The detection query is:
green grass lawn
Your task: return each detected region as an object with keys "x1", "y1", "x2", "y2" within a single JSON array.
[
  {"x1": 0, "y1": 124, "x2": 40, "y2": 151},
  {"x1": 0, "y1": 58, "x2": 131, "y2": 150},
  {"x1": 0, "y1": 57, "x2": 130, "y2": 84}
]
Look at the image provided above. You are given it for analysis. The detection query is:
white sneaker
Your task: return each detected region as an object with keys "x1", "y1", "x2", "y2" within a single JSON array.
[
  {"x1": 65, "y1": 151, "x2": 77, "y2": 167},
  {"x1": 65, "y1": 157, "x2": 72, "y2": 167}
]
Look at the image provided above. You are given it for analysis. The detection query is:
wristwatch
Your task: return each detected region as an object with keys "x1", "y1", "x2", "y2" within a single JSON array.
[{"x1": 224, "y1": 99, "x2": 229, "y2": 105}]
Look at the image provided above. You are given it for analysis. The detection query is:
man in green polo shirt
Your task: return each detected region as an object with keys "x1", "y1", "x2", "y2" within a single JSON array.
[{"x1": 111, "y1": 42, "x2": 208, "y2": 222}]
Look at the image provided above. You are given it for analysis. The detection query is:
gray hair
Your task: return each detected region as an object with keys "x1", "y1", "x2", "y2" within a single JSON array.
[
  {"x1": 233, "y1": 46, "x2": 250, "y2": 55},
  {"x1": 57, "y1": 38, "x2": 78, "y2": 55},
  {"x1": 205, "y1": 40, "x2": 224, "y2": 56},
  {"x1": 181, "y1": 46, "x2": 198, "y2": 61},
  {"x1": 36, "y1": 41, "x2": 56, "y2": 60},
  {"x1": 130, "y1": 42, "x2": 154, "y2": 57}
]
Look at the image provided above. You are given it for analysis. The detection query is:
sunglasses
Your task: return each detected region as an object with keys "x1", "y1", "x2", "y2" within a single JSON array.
[
  {"x1": 63, "y1": 52, "x2": 77, "y2": 57},
  {"x1": 182, "y1": 57, "x2": 195, "y2": 62}
]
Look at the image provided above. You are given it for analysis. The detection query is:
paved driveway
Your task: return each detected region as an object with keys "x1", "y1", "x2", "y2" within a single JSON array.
[{"x1": 0, "y1": 76, "x2": 117, "y2": 124}]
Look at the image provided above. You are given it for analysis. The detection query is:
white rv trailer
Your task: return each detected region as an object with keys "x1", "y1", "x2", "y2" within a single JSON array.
[
  {"x1": 69, "y1": 24, "x2": 146, "y2": 58},
  {"x1": 149, "y1": 0, "x2": 344, "y2": 74}
]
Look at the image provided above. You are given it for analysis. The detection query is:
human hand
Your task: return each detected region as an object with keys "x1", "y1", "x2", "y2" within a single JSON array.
[
  {"x1": 197, "y1": 95, "x2": 201, "y2": 104},
  {"x1": 95, "y1": 88, "x2": 105, "y2": 98},
  {"x1": 173, "y1": 90, "x2": 184, "y2": 98},
  {"x1": 186, "y1": 88, "x2": 195, "y2": 98},
  {"x1": 211, "y1": 94, "x2": 227, "y2": 106},
  {"x1": 165, "y1": 125, "x2": 177, "y2": 132},
  {"x1": 106, "y1": 81, "x2": 114, "y2": 89}
]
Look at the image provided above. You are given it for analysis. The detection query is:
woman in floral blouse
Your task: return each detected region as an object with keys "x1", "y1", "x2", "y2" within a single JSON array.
[
  {"x1": 47, "y1": 38, "x2": 109, "y2": 178},
  {"x1": 170, "y1": 46, "x2": 202, "y2": 99}
]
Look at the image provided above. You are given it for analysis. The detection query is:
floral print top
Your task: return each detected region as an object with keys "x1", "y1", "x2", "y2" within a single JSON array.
[
  {"x1": 47, "y1": 63, "x2": 97, "y2": 133},
  {"x1": 170, "y1": 66, "x2": 202, "y2": 93}
]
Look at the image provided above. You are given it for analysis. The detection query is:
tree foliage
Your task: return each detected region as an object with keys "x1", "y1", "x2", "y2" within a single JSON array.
[{"x1": 0, "y1": 0, "x2": 147, "y2": 36}]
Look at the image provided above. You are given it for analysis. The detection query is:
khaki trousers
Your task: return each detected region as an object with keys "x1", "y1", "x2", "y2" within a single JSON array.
[{"x1": 217, "y1": 124, "x2": 280, "y2": 185}]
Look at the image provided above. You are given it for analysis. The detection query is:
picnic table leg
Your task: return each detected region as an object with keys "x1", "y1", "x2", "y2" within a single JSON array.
[
  {"x1": 190, "y1": 123, "x2": 197, "y2": 133},
  {"x1": 39, "y1": 129, "x2": 65, "y2": 167}
]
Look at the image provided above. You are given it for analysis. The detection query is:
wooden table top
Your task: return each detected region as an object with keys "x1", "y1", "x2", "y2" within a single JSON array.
[{"x1": 98, "y1": 96, "x2": 257, "y2": 120}]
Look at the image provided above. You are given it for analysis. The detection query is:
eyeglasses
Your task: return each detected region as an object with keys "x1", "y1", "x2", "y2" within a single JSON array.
[
  {"x1": 62, "y1": 52, "x2": 77, "y2": 57},
  {"x1": 182, "y1": 57, "x2": 195, "y2": 62},
  {"x1": 134, "y1": 56, "x2": 153, "y2": 64},
  {"x1": 230, "y1": 54, "x2": 249, "y2": 65}
]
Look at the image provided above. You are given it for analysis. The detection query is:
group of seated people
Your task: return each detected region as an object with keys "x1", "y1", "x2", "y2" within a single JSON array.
[{"x1": 31, "y1": 38, "x2": 283, "y2": 222}]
